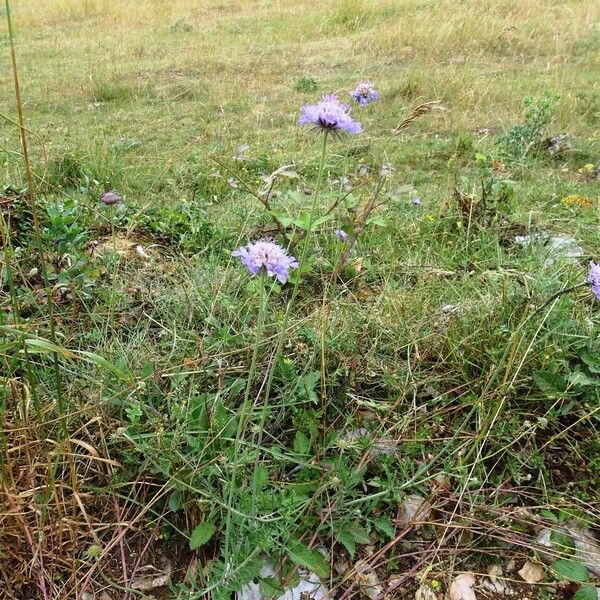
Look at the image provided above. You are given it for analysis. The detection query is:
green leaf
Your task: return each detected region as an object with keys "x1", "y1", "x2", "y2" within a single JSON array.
[
  {"x1": 580, "y1": 352, "x2": 600, "y2": 374},
  {"x1": 335, "y1": 529, "x2": 356, "y2": 558},
  {"x1": 335, "y1": 523, "x2": 371, "y2": 557},
  {"x1": 366, "y1": 215, "x2": 388, "y2": 227},
  {"x1": 75, "y1": 350, "x2": 129, "y2": 380},
  {"x1": 293, "y1": 431, "x2": 311, "y2": 455},
  {"x1": 286, "y1": 541, "x2": 330, "y2": 579},
  {"x1": 574, "y1": 585, "x2": 598, "y2": 600},
  {"x1": 213, "y1": 399, "x2": 237, "y2": 438},
  {"x1": 311, "y1": 213, "x2": 333, "y2": 227},
  {"x1": 259, "y1": 576, "x2": 284, "y2": 599},
  {"x1": 189, "y1": 521, "x2": 216, "y2": 550},
  {"x1": 551, "y1": 559, "x2": 589, "y2": 582},
  {"x1": 253, "y1": 466, "x2": 269, "y2": 491},
  {"x1": 539, "y1": 509, "x2": 559, "y2": 523},
  {"x1": 168, "y1": 490, "x2": 182, "y2": 512},
  {"x1": 371, "y1": 516, "x2": 396, "y2": 540},
  {"x1": 533, "y1": 371, "x2": 567, "y2": 395},
  {"x1": 299, "y1": 370, "x2": 320, "y2": 403},
  {"x1": 24, "y1": 337, "x2": 70, "y2": 356},
  {"x1": 140, "y1": 362, "x2": 155, "y2": 378},
  {"x1": 550, "y1": 530, "x2": 576, "y2": 552},
  {"x1": 344, "y1": 524, "x2": 371, "y2": 544},
  {"x1": 569, "y1": 371, "x2": 599, "y2": 387},
  {"x1": 293, "y1": 212, "x2": 312, "y2": 230}
]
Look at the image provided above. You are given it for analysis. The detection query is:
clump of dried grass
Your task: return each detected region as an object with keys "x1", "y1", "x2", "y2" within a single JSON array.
[{"x1": 0, "y1": 385, "x2": 169, "y2": 599}]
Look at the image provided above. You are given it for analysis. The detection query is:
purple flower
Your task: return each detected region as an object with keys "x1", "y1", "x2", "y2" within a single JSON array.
[
  {"x1": 351, "y1": 81, "x2": 380, "y2": 106},
  {"x1": 101, "y1": 191, "x2": 122, "y2": 205},
  {"x1": 410, "y1": 196, "x2": 422, "y2": 206},
  {"x1": 232, "y1": 239, "x2": 299, "y2": 284},
  {"x1": 298, "y1": 94, "x2": 362, "y2": 135},
  {"x1": 588, "y1": 261, "x2": 600, "y2": 300},
  {"x1": 334, "y1": 229, "x2": 348, "y2": 241},
  {"x1": 333, "y1": 229, "x2": 348, "y2": 242}
]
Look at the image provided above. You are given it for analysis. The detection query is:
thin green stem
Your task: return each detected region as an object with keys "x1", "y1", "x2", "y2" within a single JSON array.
[
  {"x1": 104, "y1": 206, "x2": 120, "y2": 339},
  {"x1": 248, "y1": 131, "x2": 329, "y2": 512},
  {"x1": 223, "y1": 270, "x2": 268, "y2": 571}
]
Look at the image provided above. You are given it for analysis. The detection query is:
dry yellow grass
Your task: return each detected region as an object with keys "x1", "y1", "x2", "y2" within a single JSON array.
[{"x1": 4, "y1": 0, "x2": 599, "y2": 128}]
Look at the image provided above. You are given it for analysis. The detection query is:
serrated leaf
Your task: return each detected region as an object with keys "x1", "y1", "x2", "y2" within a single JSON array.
[
  {"x1": 299, "y1": 370, "x2": 320, "y2": 403},
  {"x1": 259, "y1": 576, "x2": 284, "y2": 599},
  {"x1": 371, "y1": 516, "x2": 396, "y2": 540},
  {"x1": 335, "y1": 523, "x2": 371, "y2": 558},
  {"x1": 540, "y1": 509, "x2": 559, "y2": 523},
  {"x1": 344, "y1": 524, "x2": 371, "y2": 544},
  {"x1": 189, "y1": 521, "x2": 216, "y2": 550},
  {"x1": 286, "y1": 541, "x2": 330, "y2": 579},
  {"x1": 552, "y1": 559, "x2": 589, "y2": 582},
  {"x1": 335, "y1": 529, "x2": 356, "y2": 558},
  {"x1": 573, "y1": 585, "x2": 598, "y2": 600}
]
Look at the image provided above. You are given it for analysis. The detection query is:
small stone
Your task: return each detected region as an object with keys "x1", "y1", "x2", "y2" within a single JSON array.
[
  {"x1": 355, "y1": 560, "x2": 385, "y2": 600},
  {"x1": 398, "y1": 494, "x2": 431, "y2": 528},
  {"x1": 518, "y1": 560, "x2": 543, "y2": 584}
]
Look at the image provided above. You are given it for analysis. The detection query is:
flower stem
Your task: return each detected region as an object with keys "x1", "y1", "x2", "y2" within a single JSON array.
[
  {"x1": 249, "y1": 131, "x2": 329, "y2": 513},
  {"x1": 104, "y1": 205, "x2": 120, "y2": 339},
  {"x1": 223, "y1": 269, "x2": 267, "y2": 570}
]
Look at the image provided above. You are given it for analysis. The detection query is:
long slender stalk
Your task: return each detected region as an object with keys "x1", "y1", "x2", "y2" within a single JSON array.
[
  {"x1": 223, "y1": 270, "x2": 268, "y2": 571},
  {"x1": 5, "y1": 0, "x2": 65, "y2": 421},
  {"x1": 104, "y1": 205, "x2": 121, "y2": 339},
  {"x1": 249, "y1": 131, "x2": 329, "y2": 513}
]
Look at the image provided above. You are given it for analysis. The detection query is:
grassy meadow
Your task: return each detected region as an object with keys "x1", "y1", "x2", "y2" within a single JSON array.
[{"x1": 1, "y1": 0, "x2": 600, "y2": 598}]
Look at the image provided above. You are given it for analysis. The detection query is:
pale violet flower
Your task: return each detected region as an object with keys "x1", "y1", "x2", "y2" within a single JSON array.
[
  {"x1": 232, "y1": 240, "x2": 298, "y2": 284},
  {"x1": 588, "y1": 261, "x2": 600, "y2": 300},
  {"x1": 100, "y1": 191, "x2": 122, "y2": 205},
  {"x1": 299, "y1": 94, "x2": 362, "y2": 135},
  {"x1": 334, "y1": 229, "x2": 348, "y2": 241},
  {"x1": 351, "y1": 81, "x2": 380, "y2": 106}
]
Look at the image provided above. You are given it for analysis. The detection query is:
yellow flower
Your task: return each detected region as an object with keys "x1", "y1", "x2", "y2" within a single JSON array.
[{"x1": 562, "y1": 194, "x2": 594, "y2": 209}]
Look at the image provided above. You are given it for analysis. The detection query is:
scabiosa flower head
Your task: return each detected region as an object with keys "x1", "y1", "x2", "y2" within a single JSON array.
[
  {"x1": 100, "y1": 191, "x2": 122, "y2": 205},
  {"x1": 334, "y1": 229, "x2": 348, "y2": 241},
  {"x1": 298, "y1": 94, "x2": 362, "y2": 135},
  {"x1": 232, "y1": 239, "x2": 298, "y2": 284},
  {"x1": 588, "y1": 261, "x2": 600, "y2": 300},
  {"x1": 410, "y1": 196, "x2": 422, "y2": 206},
  {"x1": 351, "y1": 81, "x2": 380, "y2": 106}
]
